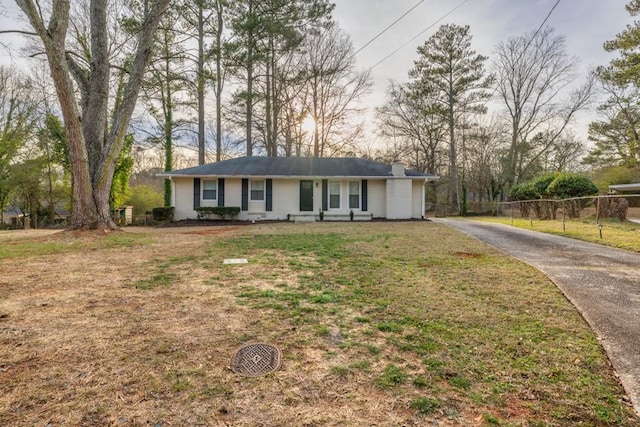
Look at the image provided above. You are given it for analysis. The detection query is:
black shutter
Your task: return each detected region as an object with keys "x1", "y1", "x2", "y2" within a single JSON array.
[
  {"x1": 193, "y1": 178, "x2": 201, "y2": 209},
  {"x1": 266, "y1": 179, "x2": 273, "y2": 211},
  {"x1": 218, "y1": 178, "x2": 225, "y2": 207},
  {"x1": 241, "y1": 178, "x2": 249, "y2": 211},
  {"x1": 322, "y1": 179, "x2": 328, "y2": 211},
  {"x1": 361, "y1": 179, "x2": 368, "y2": 211}
]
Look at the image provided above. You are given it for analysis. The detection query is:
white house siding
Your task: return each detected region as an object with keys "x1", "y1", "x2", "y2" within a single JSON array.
[
  {"x1": 368, "y1": 180, "x2": 386, "y2": 219},
  {"x1": 247, "y1": 199, "x2": 265, "y2": 214},
  {"x1": 223, "y1": 179, "x2": 242, "y2": 210},
  {"x1": 173, "y1": 177, "x2": 197, "y2": 220},
  {"x1": 273, "y1": 179, "x2": 303, "y2": 219},
  {"x1": 412, "y1": 180, "x2": 426, "y2": 219},
  {"x1": 171, "y1": 176, "x2": 424, "y2": 221},
  {"x1": 245, "y1": 179, "x2": 313, "y2": 221},
  {"x1": 385, "y1": 179, "x2": 413, "y2": 219}
]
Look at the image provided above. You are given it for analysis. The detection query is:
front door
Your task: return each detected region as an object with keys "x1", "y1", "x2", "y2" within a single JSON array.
[{"x1": 299, "y1": 180, "x2": 314, "y2": 211}]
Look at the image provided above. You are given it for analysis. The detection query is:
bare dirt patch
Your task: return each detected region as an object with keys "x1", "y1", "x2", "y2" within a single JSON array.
[{"x1": 454, "y1": 251, "x2": 481, "y2": 258}]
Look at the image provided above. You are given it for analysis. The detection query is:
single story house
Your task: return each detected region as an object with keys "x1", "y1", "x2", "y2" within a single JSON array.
[
  {"x1": 608, "y1": 183, "x2": 640, "y2": 193},
  {"x1": 2, "y1": 205, "x2": 24, "y2": 226},
  {"x1": 609, "y1": 183, "x2": 640, "y2": 208},
  {"x1": 158, "y1": 157, "x2": 439, "y2": 221}
]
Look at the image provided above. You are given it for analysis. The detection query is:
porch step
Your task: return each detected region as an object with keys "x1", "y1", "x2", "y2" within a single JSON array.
[{"x1": 293, "y1": 215, "x2": 316, "y2": 224}]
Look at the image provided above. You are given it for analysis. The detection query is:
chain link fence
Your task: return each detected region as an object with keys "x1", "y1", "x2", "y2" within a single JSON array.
[
  {"x1": 425, "y1": 194, "x2": 640, "y2": 223},
  {"x1": 495, "y1": 194, "x2": 640, "y2": 224}
]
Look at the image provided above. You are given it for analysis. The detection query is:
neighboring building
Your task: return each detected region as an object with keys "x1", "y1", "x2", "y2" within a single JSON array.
[
  {"x1": 158, "y1": 157, "x2": 439, "y2": 221},
  {"x1": 609, "y1": 183, "x2": 640, "y2": 208},
  {"x1": 608, "y1": 183, "x2": 640, "y2": 193},
  {"x1": 2, "y1": 205, "x2": 24, "y2": 226}
]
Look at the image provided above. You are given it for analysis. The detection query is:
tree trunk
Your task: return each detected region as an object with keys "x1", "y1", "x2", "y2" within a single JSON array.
[
  {"x1": 164, "y1": 55, "x2": 174, "y2": 207},
  {"x1": 245, "y1": 0, "x2": 254, "y2": 157},
  {"x1": 197, "y1": 0, "x2": 206, "y2": 165},
  {"x1": 215, "y1": 0, "x2": 224, "y2": 162},
  {"x1": 16, "y1": 0, "x2": 171, "y2": 230},
  {"x1": 312, "y1": 76, "x2": 320, "y2": 157},
  {"x1": 448, "y1": 92, "x2": 458, "y2": 213},
  {"x1": 265, "y1": 40, "x2": 273, "y2": 156}
]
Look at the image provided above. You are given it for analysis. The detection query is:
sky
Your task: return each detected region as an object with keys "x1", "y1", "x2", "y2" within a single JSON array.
[
  {"x1": 333, "y1": 0, "x2": 630, "y2": 93},
  {"x1": 331, "y1": 0, "x2": 632, "y2": 141},
  {"x1": 0, "y1": 0, "x2": 634, "y2": 144}
]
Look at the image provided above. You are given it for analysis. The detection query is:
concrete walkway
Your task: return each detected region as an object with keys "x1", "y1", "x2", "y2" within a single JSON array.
[{"x1": 437, "y1": 218, "x2": 640, "y2": 415}]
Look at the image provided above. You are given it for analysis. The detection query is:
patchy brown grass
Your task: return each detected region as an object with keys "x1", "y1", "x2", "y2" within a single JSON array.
[{"x1": 0, "y1": 223, "x2": 637, "y2": 426}]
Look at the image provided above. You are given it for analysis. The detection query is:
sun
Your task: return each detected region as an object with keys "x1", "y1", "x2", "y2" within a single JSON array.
[{"x1": 301, "y1": 115, "x2": 316, "y2": 133}]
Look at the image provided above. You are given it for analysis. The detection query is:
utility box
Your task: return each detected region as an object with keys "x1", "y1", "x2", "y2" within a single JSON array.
[{"x1": 117, "y1": 206, "x2": 134, "y2": 225}]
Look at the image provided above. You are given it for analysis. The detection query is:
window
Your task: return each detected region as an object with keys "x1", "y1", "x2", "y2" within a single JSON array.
[
  {"x1": 348, "y1": 181, "x2": 360, "y2": 209},
  {"x1": 203, "y1": 180, "x2": 217, "y2": 200},
  {"x1": 328, "y1": 181, "x2": 341, "y2": 209},
  {"x1": 250, "y1": 180, "x2": 265, "y2": 201}
]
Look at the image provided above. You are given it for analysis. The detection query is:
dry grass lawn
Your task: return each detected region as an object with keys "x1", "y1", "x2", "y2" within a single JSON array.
[{"x1": 0, "y1": 222, "x2": 638, "y2": 426}]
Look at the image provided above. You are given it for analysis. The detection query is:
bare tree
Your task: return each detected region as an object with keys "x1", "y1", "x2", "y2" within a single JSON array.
[
  {"x1": 14, "y1": 0, "x2": 171, "y2": 229},
  {"x1": 304, "y1": 24, "x2": 371, "y2": 157},
  {"x1": 178, "y1": 0, "x2": 228, "y2": 163},
  {"x1": 376, "y1": 81, "x2": 447, "y2": 174},
  {"x1": 462, "y1": 119, "x2": 506, "y2": 209},
  {"x1": 494, "y1": 26, "x2": 594, "y2": 189}
]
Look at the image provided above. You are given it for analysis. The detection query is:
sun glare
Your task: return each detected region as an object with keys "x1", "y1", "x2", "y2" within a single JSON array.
[{"x1": 301, "y1": 115, "x2": 316, "y2": 133}]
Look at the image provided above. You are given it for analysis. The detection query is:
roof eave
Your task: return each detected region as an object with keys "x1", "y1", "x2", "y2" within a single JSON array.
[{"x1": 157, "y1": 173, "x2": 438, "y2": 180}]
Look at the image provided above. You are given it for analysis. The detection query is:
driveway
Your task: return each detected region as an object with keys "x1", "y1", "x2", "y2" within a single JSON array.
[{"x1": 436, "y1": 218, "x2": 640, "y2": 415}]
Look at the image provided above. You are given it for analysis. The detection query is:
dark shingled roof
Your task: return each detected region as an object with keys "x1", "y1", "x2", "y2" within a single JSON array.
[{"x1": 160, "y1": 156, "x2": 434, "y2": 178}]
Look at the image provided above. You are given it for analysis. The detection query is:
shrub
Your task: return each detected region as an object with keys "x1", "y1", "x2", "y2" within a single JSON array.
[
  {"x1": 546, "y1": 173, "x2": 599, "y2": 199},
  {"x1": 547, "y1": 173, "x2": 599, "y2": 218},
  {"x1": 510, "y1": 181, "x2": 539, "y2": 200},
  {"x1": 126, "y1": 185, "x2": 163, "y2": 217},
  {"x1": 533, "y1": 172, "x2": 560, "y2": 196},
  {"x1": 510, "y1": 172, "x2": 599, "y2": 219},
  {"x1": 195, "y1": 206, "x2": 240, "y2": 220},
  {"x1": 509, "y1": 182, "x2": 539, "y2": 217},
  {"x1": 152, "y1": 206, "x2": 174, "y2": 222}
]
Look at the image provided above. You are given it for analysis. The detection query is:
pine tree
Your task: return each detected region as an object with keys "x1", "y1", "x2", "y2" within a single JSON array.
[{"x1": 408, "y1": 24, "x2": 493, "y2": 212}]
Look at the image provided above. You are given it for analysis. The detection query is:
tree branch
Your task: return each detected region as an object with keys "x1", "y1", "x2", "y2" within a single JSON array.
[{"x1": 0, "y1": 29, "x2": 38, "y2": 36}]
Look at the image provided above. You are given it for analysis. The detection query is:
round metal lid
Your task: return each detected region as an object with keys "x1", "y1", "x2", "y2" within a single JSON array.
[{"x1": 230, "y1": 342, "x2": 282, "y2": 377}]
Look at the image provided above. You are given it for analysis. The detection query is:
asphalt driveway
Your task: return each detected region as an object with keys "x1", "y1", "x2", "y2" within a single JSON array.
[{"x1": 437, "y1": 218, "x2": 640, "y2": 416}]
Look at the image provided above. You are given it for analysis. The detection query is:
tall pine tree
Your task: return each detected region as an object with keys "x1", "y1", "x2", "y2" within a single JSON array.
[{"x1": 408, "y1": 24, "x2": 493, "y2": 213}]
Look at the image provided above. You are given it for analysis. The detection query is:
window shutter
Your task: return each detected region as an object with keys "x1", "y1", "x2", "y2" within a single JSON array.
[
  {"x1": 322, "y1": 179, "x2": 328, "y2": 211},
  {"x1": 266, "y1": 179, "x2": 273, "y2": 211},
  {"x1": 361, "y1": 180, "x2": 368, "y2": 211},
  {"x1": 193, "y1": 178, "x2": 201, "y2": 209},
  {"x1": 241, "y1": 179, "x2": 248, "y2": 211},
  {"x1": 218, "y1": 178, "x2": 225, "y2": 207}
]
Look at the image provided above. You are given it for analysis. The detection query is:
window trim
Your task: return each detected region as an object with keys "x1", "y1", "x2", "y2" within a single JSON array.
[
  {"x1": 348, "y1": 180, "x2": 360, "y2": 210},
  {"x1": 250, "y1": 179, "x2": 265, "y2": 201},
  {"x1": 328, "y1": 180, "x2": 341, "y2": 210},
  {"x1": 202, "y1": 179, "x2": 217, "y2": 201}
]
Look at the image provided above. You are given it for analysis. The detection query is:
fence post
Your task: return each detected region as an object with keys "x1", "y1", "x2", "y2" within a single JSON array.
[{"x1": 595, "y1": 196, "x2": 600, "y2": 225}]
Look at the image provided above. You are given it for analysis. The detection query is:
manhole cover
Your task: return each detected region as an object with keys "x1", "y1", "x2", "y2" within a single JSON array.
[{"x1": 230, "y1": 343, "x2": 282, "y2": 377}]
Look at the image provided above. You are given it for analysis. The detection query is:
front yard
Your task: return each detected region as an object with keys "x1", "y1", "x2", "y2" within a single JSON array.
[{"x1": 0, "y1": 222, "x2": 637, "y2": 426}]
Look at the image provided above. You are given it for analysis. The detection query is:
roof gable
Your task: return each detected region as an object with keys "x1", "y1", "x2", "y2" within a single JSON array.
[{"x1": 160, "y1": 156, "x2": 434, "y2": 178}]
